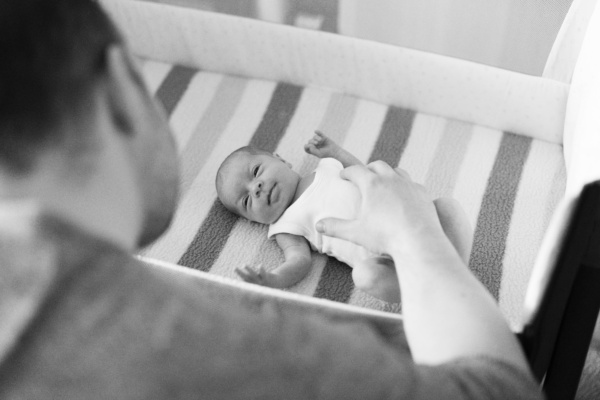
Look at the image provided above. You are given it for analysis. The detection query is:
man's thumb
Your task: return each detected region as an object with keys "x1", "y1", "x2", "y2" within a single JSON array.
[{"x1": 315, "y1": 218, "x2": 354, "y2": 242}]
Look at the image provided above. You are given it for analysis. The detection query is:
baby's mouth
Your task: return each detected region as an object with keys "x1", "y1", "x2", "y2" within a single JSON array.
[{"x1": 268, "y1": 183, "x2": 276, "y2": 205}]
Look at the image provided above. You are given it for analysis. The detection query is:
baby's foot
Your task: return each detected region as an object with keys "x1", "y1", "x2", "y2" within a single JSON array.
[
  {"x1": 352, "y1": 257, "x2": 400, "y2": 303},
  {"x1": 304, "y1": 131, "x2": 342, "y2": 159}
]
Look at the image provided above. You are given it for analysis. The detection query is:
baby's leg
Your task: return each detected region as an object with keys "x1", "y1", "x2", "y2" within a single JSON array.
[
  {"x1": 352, "y1": 257, "x2": 400, "y2": 304},
  {"x1": 433, "y1": 198, "x2": 473, "y2": 265}
]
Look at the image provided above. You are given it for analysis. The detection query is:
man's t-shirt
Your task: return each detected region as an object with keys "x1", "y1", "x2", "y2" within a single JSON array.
[{"x1": 0, "y1": 203, "x2": 543, "y2": 399}]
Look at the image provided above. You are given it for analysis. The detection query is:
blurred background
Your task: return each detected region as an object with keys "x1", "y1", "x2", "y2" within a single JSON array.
[{"x1": 142, "y1": 0, "x2": 573, "y2": 75}]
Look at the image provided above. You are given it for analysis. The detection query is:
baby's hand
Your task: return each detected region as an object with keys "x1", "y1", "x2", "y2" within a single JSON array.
[
  {"x1": 235, "y1": 264, "x2": 274, "y2": 287},
  {"x1": 304, "y1": 130, "x2": 341, "y2": 159}
]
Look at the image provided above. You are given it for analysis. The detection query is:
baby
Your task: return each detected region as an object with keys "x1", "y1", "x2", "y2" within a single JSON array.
[{"x1": 216, "y1": 131, "x2": 472, "y2": 302}]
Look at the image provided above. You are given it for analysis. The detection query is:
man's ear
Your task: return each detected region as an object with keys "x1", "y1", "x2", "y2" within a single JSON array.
[
  {"x1": 273, "y1": 152, "x2": 292, "y2": 168},
  {"x1": 104, "y1": 45, "x2": 136, "y2": 136}
]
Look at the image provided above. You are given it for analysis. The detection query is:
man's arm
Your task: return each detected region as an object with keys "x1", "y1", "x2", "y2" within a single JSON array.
[
  {"x1": 315, "y1": 162, "x2": 530, "y2": 370},
  {"x1": 235, "y1": 233, "x2": 312, "y2": 289},
  {"x1": 304, "y1": 131, "x2": 362, "y2": 168}
]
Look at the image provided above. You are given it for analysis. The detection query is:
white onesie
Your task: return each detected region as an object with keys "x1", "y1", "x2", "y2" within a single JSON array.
[{"x1": 267, "y1": 158, "x2": 375, "y2": 267}]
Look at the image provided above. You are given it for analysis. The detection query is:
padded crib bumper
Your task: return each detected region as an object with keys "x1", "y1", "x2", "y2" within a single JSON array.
[{"x1": 100, "y1": 0, "x2": 568, "y2": 144}]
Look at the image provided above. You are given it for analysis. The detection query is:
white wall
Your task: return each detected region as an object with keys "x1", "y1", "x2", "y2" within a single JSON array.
[{"x1": 339, "y1": 0, "x2": 573, "y2": 75}]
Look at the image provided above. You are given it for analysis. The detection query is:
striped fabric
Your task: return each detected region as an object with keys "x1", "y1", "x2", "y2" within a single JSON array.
[{"x1": 139, "y1": 60, "x2": 566, "y2": 326}]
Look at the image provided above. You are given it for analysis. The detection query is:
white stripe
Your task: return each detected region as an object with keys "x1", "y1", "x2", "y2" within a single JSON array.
[
  {"x1": 398, "y1": 113, "x2": 447, "y2": 185},
  {"x1": 142, "y1": 79, "x2": 277, "y2": 263},
  {"x1": 341, "y1": 99, "x2": 388, "y2": 164},
  {"x1": 499, "y1": 140, "x2": 566, "y2": 327},
  {"x1": 275, "y1": 88, "x2": 337, "y2": 172},
  {"x1": 169, "y1": 72, "x2": 223, "y2": 153}
]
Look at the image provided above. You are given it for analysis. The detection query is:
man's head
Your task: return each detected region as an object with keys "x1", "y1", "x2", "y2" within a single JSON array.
[
  {"x1": 0, "y1": 0, "x2": 179, "y2": 247},
  {"x1": 216, "y1": 147, "x2": 300, "y2": 225},
  {"x1": 0, "y1": 0, "x2": 120, "y2": 173}
]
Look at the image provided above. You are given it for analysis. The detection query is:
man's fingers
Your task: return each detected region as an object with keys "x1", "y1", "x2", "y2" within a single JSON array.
[
  {"x1": 315, "y1": 217, "x2": 356, "y2": 243},
  {"x1": 394, "y1": 167, "x2": 411, "y2": 180},
  {"x1": 340, "y1": 161, "x2": 397, "y2": 186},
  {"x1": 339, "y1": 165, "x2": 372, "y2": 187},
  {"x1": 367, "y1": 160, "x2": 395, "y2": 175}
]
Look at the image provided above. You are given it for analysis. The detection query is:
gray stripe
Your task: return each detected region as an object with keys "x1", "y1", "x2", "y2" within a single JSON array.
[
  {"x1": 314, "y1": 258, "x2": 355, "y2": 303},
  {"x1": 249, "y1": 84, "x2": 304, "y2": 151},
  {"x1": 469, "y1": 132, "x2": 532, "y2": 300},
  {"x1": 368, "y1": 106, "x2": 415, "y2": 166},
  {"x1": 178, "y1": 201, "x2": 239, "y2": 272},
  {"x1": 179, "y1": 77, "x2": 249, "y2": 196},
  {"x1": 178, "y1": 83, "x2": 304, "y2": 270},
  {"x1": 425, "y1": 120, "x2": 473, "y2": 198},
  {"x1": 155, "y1": 66, "x2": 197, "y2": 116},
  {"x1": 318, "y1": 93, "x2": 359, "y2": 139}
]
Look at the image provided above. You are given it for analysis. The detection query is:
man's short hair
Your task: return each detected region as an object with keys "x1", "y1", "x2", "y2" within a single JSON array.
[{"x1": 0, "y1": 0, "x2": 121, "y2": 173}]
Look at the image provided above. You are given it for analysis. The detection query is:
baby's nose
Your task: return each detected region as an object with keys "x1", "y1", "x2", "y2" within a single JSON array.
[{"x1": 252, "y1": 181, "x2": 263, "y2": 197}]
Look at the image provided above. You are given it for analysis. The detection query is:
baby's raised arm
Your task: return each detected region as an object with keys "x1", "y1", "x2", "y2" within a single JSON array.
[
  {"x1": 304, "y1": 131, "x2": 363, "y2": 168},
  {"x1": 235, "y1": 233, "x2": 312, "y2": 289}
]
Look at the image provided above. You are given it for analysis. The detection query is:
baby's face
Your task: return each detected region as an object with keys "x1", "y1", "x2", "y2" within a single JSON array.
[{"x1": 219, "y1": 152, "x2": 300, "y2": 224}]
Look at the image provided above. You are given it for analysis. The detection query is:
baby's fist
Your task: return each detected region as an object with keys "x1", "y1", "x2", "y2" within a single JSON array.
[{"x1": 304, "y1": 131, "x2": 339, "y2": 159}]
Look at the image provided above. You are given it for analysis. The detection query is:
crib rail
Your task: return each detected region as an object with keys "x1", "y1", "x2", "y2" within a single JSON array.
[{"x1": 99, "y1": 0, "x2": 568, "y2": 144}]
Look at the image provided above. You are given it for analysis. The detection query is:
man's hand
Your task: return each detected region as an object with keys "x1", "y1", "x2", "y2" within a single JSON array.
[
  {"x1": 319, "y1": 162, "x2": 531, "y2": 370},
  {"x1": 304, "y1": 130, "x2": 342, "y2": 159},
  {"x1": 316, "y1": 161, "x2": 444, "y2": 257},
  {"x1": 235, "y1": 264, "x2": 274, "y2": 287}
]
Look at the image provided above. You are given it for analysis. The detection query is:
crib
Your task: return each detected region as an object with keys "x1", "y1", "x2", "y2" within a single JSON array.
[{"x1": 99, "y1": 0, "x2": 600, "y2": 398}]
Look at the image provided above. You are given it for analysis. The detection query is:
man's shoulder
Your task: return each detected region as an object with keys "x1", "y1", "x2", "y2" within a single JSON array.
[{"x1": 0, "y1": 208, "x2": 430, "y2": 400}]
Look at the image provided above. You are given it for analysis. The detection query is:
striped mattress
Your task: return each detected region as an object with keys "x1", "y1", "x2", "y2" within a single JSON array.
[{"x1": 138, "y1": 60, "x2": 566, "y2": 327}]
